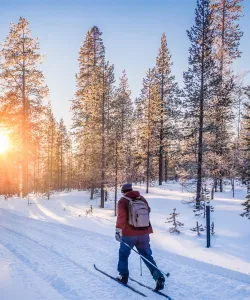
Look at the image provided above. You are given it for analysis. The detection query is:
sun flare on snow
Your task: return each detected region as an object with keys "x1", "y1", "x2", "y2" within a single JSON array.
[{"x1": 0, "y1": 133, "x2": 9, "y2": 154}]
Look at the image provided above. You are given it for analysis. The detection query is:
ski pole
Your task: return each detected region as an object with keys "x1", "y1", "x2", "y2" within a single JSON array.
[
  {"x1": 121, "y1": 240, "x2": 170, "y2": 278},
  {"x1": 140, "y1": 256, "x2": 142, "y2": 276}
]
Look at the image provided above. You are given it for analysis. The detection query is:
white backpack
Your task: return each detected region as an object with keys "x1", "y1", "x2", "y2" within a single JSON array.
[{"x1": 123, "y1": 196, "x2": 150, "y2": 228}]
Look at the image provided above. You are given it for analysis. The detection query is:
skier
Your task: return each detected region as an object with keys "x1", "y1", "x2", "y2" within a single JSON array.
[{"x1": 115, "y1": 183, "x2": 165, "y2": 291}]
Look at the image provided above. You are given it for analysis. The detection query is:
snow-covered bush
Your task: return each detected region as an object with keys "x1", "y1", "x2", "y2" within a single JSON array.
[
  {"x1": 85, "y1": 205, "x2": 93, "y2": 217},
  {"x1": 190, "y1": 221, "x2": 205, "y2": 236}
]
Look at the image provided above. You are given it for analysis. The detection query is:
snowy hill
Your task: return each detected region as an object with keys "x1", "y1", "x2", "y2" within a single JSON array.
[{"x1": 0, "y1": 182, "x2": 250, "y2": 300}]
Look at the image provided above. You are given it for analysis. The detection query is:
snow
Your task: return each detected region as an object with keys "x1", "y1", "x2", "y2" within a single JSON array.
[{"x1": 0, "y1": 182, "x2": 250, "y2": 299}]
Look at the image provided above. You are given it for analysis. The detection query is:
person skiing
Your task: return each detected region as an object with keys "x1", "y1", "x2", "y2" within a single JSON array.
[{"x1": 115, "y1": 183, "x2": 165, "y2": 291}]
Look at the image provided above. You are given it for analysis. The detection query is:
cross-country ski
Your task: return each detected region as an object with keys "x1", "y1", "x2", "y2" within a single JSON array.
[
  {"x1": 129, "y1": 277, "x2": 173, "y2": 299},
  {"x1": 94, "y1": 264, "x2": 147, "y2": 297}
]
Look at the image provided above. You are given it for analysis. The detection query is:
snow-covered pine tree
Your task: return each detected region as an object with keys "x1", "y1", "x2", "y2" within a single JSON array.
[
  {"x1": 0, "y1": 17, "x2": 48, "y2": 197},
  {"x1": 165, "y1": 208, "x2": 184, "y2": 234},
  {"x1": 72, "y1": 26, "x2": 114, "y2": 208},
  {"x1": 183, "y1": 0, "x2": 217, "y2": 208},
  {"x1": 209, "y1": 0, "x2": 243, "y2": 192},
  {"x1": 154, "y1": 33, "x2": 180, "y2": 185}
]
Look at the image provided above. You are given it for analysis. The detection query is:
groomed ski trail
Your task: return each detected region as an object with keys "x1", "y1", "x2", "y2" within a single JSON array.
[
  {"x1": 0, "y1": 211, "x2": 144, "y2": 300},
  {"x1": 0, "y1": 208, "x2": 250, "y2": 300}
]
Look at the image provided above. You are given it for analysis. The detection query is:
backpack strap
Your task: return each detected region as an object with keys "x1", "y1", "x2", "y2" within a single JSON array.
[
  {"x1": 122, "y1": 196, "x2": 132, "y2": 201},
  {"x1": 122, "y1": 195, "x2": 141, "y2": 201}
]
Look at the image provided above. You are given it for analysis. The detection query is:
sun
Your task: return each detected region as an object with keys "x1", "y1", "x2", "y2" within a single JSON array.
[{"x1": 0, "y1": 133, "x2": 9, "y2": 154}]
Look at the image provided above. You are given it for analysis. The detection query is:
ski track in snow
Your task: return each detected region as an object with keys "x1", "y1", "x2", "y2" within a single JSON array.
[
  {"x1": 0, "y1": 243, "x2": 66, "y2": 300},
  {"x1": 1, "y1": 209, "x2": 250, "y2": 300}
]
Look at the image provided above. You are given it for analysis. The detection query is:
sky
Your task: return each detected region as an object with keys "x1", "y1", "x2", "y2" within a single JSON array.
[{"x1": 0, "y1": 0, "x2": 249, "y2": 127}]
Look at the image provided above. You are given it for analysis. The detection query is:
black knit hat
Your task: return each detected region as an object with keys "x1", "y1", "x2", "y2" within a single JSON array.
[{"x1": 121, "y1": 183, "x2": 133, "y2": 193}]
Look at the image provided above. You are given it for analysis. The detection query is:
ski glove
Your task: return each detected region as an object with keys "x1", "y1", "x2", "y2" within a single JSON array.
[{"x1": 115, "y1": 228, "x2": 122, "y2": 242}]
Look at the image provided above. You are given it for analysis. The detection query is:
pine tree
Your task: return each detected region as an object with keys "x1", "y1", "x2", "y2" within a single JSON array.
[
  {"x1": 116, "y1": 70, "x2": 134, "y2": 181},
  {"x1": 210, "y1": 0, "x2": 243, "y2": 192},
  {"x1": 133, "y1": 97, "x2": 145, "y2": 183},
  {"x1": 0, "y1": 17, "x2": 48, "y2": 197},
  {"x1": 65, "y1": 138, "x2": 74, "y2": 191},
  {"x1": 57, "y1": 119, "x2": 70, "y2": 191},
  {"x1": 72, "y1": 26, "x2": 114, "y2": 207},
  {"x1": 183, "y1": 0, "x2": 217, "y2": 207},
  {"x1": 211, "y1": 0, "x2": 243, "y2": 71},
  {"x1": 136, "y1": 69, "x2": 159, "y2": 193},
  {"x1": 109, "y1": 70, "x2": 133, "y2": 215},
  {"x1": 100, "y1": 61, "x2": 115, "y2": 206},
  {"x1": 44, "y1": 103, "x2": 57, "y2": 198},
  {"x1": 72, "y1": 26, "x2": 103, "y2": 196},
  {"x1": 155, "y1": 33, "x2": 180, "y2": 185}
]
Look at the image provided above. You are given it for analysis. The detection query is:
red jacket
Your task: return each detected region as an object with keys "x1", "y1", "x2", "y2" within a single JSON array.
[{"x1": 116, "y1": 190, "x2": 153, "y2": 236}]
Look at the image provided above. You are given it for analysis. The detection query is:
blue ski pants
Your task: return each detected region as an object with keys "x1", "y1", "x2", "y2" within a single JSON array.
[{"x1": 117, "y1": 234, "x2": 162, "y2": 280}]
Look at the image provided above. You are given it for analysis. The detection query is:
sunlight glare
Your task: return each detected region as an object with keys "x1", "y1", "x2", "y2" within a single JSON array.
[{"x1": 0, "y1": 133, "x2": 9, "y2": 154}]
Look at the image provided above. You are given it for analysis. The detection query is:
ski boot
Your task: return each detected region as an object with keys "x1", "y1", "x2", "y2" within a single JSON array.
[
  {"x1": 116, "y1": 274, "x2": 128, "y2": 285},
  {"x1": 155, "y1": 276, "x2": 165, "y2": 291}
]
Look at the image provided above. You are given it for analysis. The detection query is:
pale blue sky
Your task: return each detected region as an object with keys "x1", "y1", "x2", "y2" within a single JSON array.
[{"x1": 0, "y1": 0, "x2": 249, "y2": 126}]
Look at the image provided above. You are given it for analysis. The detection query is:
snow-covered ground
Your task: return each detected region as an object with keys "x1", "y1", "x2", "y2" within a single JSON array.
[{"x1": 0, "y1": 182, "x2": 250, "y2": 299}]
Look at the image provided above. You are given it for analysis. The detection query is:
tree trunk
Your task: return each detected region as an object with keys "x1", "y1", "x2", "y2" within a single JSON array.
[
  {"x1": 196, "y1": 5, "x2": 205, "y2": 208},
  {"x1": 146, "y1": 73, "x2": 151, "y2": 194},
  {"x1": 100, "y1": 69, "x2": 106, "y2": 208},
  {"x1": 114, "y1": 137, "x2": 118, "y2": 216},
  {"x1": 146, "y1": 137, "x2": 150, "y2": 194},
  {"x1": 217, "y1": 0, "x2": 226, "y2": 191},
  {"x1": 211, "y1": 186, "x2": 214, "y2": 200},
  {"x1": 50, "y1": 127, "x2": 54, "y2": 191},
  {"x1": 164, "y1": 155, "x2": 168, "y2": 182},
  {"x1": 220, "y1": 178, "x2": 223, "y2": 192},
  {"x1": 60, "y1": 139, "x2": 63, "y2": 191},
  {"x1": 159, "y1": 73, "x2": 164, "y2": 185},
  {"x1": 47, "y1": 127, "x2": 50, "y2": 198},
  {"x1": 90, "y1": 184, "x2": 94, "y2": 200},
  {"x1": 232, "y1": 178, "x2": 235, "y2": 197},
  {"x1": 22, "y1": 34, "x2": 28, "y2": 197},
  {"x1": 214, "y1": 178, "x2": 218, "y2": 192}
]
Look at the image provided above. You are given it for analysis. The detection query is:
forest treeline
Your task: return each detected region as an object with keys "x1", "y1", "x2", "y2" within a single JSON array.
[{"x1": 0, "y1": 0, "x2": 249, "y2": 218}]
